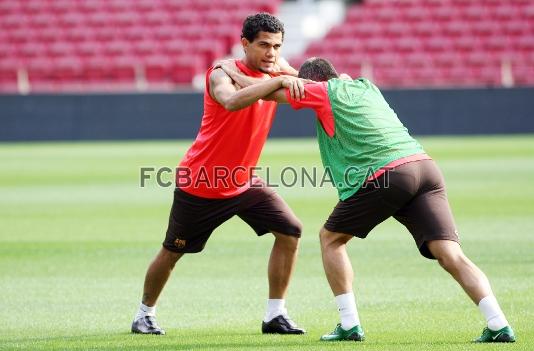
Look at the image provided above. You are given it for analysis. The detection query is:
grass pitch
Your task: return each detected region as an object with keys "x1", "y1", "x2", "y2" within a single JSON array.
[{"x1": 1, "y1": 136, "x2": 533, "y2": 350}]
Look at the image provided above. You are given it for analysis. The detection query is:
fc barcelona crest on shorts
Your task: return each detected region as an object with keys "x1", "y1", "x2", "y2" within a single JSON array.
[{"x1": 174, "y1": 238, "x2": 186, "y2": 249}]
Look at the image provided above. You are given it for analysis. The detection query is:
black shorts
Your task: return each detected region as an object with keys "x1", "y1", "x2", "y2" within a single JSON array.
[
  {"x1": 163, "y1": 184, "x2": 302, "y2": 253},
  {"x1": 324, "y1": 159, "x2": 459, "y2": 259}
]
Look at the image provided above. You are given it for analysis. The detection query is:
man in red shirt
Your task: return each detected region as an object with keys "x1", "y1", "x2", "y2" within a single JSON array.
[{"x1": 131, "y1": 13, "x2": 309, "y2": 335}]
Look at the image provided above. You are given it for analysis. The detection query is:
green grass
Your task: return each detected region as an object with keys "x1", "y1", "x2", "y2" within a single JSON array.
[{"x1": 1, "y1": 136, "x2": 533, "y2": 350}]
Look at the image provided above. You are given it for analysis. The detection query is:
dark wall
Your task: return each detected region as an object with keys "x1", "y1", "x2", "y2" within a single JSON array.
[{"x1": 1, "y1": 87, "x2": 533, "y2": 141}]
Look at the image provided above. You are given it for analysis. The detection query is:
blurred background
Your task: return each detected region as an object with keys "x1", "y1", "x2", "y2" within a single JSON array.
[{"x1": 0, "y1": 0, "x2": 533, "y2": 139}]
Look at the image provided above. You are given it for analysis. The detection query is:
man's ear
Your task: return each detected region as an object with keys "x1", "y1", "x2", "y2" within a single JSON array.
[{"x1": 241, "y1": 37, "x2": 250, "y2": 53}]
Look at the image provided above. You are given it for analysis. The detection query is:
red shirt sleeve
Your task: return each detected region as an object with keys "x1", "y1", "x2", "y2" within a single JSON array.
[{"x1": 285, "y1": 82, "x2": 335, "y2": 137}]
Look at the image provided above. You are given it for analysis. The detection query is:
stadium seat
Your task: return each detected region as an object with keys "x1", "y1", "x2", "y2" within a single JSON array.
[
  {"x1": 0, "y1": 0, "x2": 282, "y2": 91},
  {"x1": 1, "y1": 0, "x2": 532, "y2": 90},
  {"x1": 295, "y1": 0, "x2": 534, "y2": 87}
]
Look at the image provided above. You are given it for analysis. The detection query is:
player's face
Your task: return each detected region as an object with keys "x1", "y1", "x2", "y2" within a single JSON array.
[{"x1": 242, "y1": 31, "x2": 283, "y2": 73}]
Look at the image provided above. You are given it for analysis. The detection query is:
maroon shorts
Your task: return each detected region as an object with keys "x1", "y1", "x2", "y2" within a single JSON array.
[
  {"x1": 163, "y1": 184, "x2": 302, "y2": 253},
  {"x1": 324, "y1": 159, "x2": 459, "y2": 259}
]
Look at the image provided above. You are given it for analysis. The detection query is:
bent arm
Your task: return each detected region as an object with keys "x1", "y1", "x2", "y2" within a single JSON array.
[
  {"x1": 209, "y1": 68, "x2": 283, "y2": 111},
  {"x1": 264, "y1": 89, "x2": 289, "y2": 104},
  {"x1": 218, "y1": 63, "x2": 308, "y2": 101},
  {"x1": 218, "y1": 58, "x2": 298, "y2": 88},
  {"x1": 222, "y1": 67, "x2": 265, "y2": 89}
]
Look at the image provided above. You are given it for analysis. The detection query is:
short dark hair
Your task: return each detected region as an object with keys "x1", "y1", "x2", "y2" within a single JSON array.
[
  {"x1": 298, "y1": 57, "x2": 339, "y2": 82},
  {"x1": 241, "y1": 13, "x2": 284, "y2": 42}
]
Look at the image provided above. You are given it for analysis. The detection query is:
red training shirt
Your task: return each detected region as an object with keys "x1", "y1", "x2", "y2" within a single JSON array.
[{"x1": 177, "y1": 60, "x2": 277, "y2": 198}]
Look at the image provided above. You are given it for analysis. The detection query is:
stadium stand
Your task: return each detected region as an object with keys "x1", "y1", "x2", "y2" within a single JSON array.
[
  {"x1": 0, "y1": 0, "x2": 281, "y2": 92},
  {"x1": 293, "y1": 0, "x2": 534, "y2": 88},
  {"x1": 1, "y1": 0, "x2": 532, "y2": 92}
]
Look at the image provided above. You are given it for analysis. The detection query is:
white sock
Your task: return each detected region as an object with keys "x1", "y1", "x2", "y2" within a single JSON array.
[
  {"x1": 264, "y1": 299, "x2": 287, "y2": 322},
  {"x1": 478, "y1": 295, "x2": 508, "y2": 331},
  {"x1": 135, "y1": 302, "x2": 156, "y2": 321},
  {"x1": 335, "y1": 292, "x2": 360, "y2": 330}
]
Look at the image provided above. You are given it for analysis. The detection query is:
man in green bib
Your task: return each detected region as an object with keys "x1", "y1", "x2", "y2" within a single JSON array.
[{"x1": 218, "y1": 57, "x2": 515, "y2": 343}]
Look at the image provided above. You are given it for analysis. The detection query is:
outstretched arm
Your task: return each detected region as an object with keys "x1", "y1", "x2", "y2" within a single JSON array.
[
  {"x1": 264, "y1": 89, "x2": 290, "y2": 104},
  {"x1": 218, "y1": 62, "x2": 309, "y2": 101},
  {"x1": 209, "y1": 68, "x2": 305, "y2": 111},
  {"x1": 217, "y1": 63, "x2": 266, "y2": 89}
]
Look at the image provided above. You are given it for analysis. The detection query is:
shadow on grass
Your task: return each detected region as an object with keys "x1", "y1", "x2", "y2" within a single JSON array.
[
  {"x1": 2, "y1": 331, "x2": 318, "y2": 351},
  {"x1": 2, "y1": 331, "x2": 492, "y2": 351}
]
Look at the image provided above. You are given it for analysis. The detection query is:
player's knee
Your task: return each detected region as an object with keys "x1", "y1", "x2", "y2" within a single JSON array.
[
  {"x1": 274, "y1": 231, "x2": 300, "y2": 252},
  {"x1": 289, "y1": 217, "x2": 303, "y2": 237},
  {"x1": 319, "y1": 227, "x2": 334, "y2": 248},
  {"x1": 319, "y1": 227, "x2": 329, "y2": 245},
  {"x1": 436, "y1": 251, "x2": 465, "y2": 272},
  {"x1": 160, "y1": 248, "x2": 183, "y2": 268},
  {"x1": 319, "y1": 227, "x2": 348, "y2": 248}
]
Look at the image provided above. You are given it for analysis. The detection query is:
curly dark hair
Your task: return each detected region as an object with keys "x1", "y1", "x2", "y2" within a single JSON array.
[
  {"x1": 298, "y1": 57, "x2": 339, "y2": 82},
  {"x1": 241, "y1": 13, "x2": 284, "y2": 42}
]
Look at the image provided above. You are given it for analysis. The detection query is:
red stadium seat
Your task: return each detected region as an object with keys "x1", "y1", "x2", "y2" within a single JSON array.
[
  {"x1": 1, "y1": 0, "x2": 530, "y2": 90},
  {"x1": 452, "y1": 37, "x2": 481, "y2": 53},
  {"x1": 109, "y1": 58, "x2": 136, "y2": 82},
  {"x1": 412, "y1": 22, "x2": 440, "y2": 38},
  {"x1": 383, "y1": 22, "x2": 412, "y2": 38},
  {"x1": 460, "y1": 5, "x2": 489, "y2": 22},
  {"x1": 502, "y1": 21, "x2": 529, "y2": 37},
  {"x1": 375, "y1": 7, "x2": 397, "y2": 23},
  {"x1": 373, "y1": 67, "x2": 410, "y2": 88},
  {"x1": 103, "y1": 41, "x2": 132, "y2": 58},
  {"x1": 301, "y1": 0, "x2": 534, "y2": 88},
  {"x1": 52, "y1": 58, "x2": 84, "y2": 82},
  {"x1": 28, "y1": 13, "x2": 57, "y2": 29},
  {"x1": 0, "y1": 1, "x2": 22, "y2": 15},
  {"x1": 15, "y1": 42, "x2": 46, "y2": 60},
  {"x1": 482, "y1": 36, "x2": 512, "y2": 53},
  {"x1": 492, "y1": 5, "x2": 519, "y2": 22},
  {"x1": 442, "y1": 21, "x2": 471, "y2": 38},
  {"x1": 27, "y1": 58, "x2": 55, "y2": 83},
  {"x1": 472, "y1": 66, "x2": 501, "y2": 86},
  {"x1": 0, "y1": 0, "x2": 283, "y2": 90},
  {"x1": 432, "y1": 52, "x2": 462, "y2": 68},
  {"x1": 105, "y1": 0, "x2": 131, "y2": 14},
  {"x1": 402, "y1": 7, "x2": 429, "y2": 22},
  {"x1": 46, "y1": 42, "x2": 75, "y2": 59},
  {"x1": 0, "y1": 64, "x2": 18, "y2": 85},
  {"x1": 513, "y1": 65, "x2": 534, "y2": 85},
  {"x1": 431, "y1": 6, "x2": 458, "y2": 22},
  {"x1": 402, "y1": 53, "x2": 433, "y2": 68},
  {"x1": 423, "y1": 0, "x2": 450, "y2": 9},
  {"x1": 363, "y1": 37, "x2": 391, "y2": 54},
  {"x1": 470, "y1": 21, "x2": 496, "y2": 37},
  {"x1": 75, "y1": 42, "x2": 104, "y2": 59},
  {"x1": 422, "y1": 37, "x2": 453, "y2": 54},
  {"x1": 515, "y1": 36, "x2": 534, "y2": 52},
  {"x1": 145, "y1": 56, "x2": 172, "y2": 82},
  {"x1": 170, "y1": 57, "x2": 202, "y2": 84},
  {"x1": 82, "y1": 58, "x2": 109, "y2": 82},
  {"x1": 394, "y1": 38, "x2": 422, "y2": 54}
]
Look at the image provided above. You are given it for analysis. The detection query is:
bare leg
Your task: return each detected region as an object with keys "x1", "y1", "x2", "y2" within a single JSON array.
[
  {"x1": 319, "y1": 227, "x2": 354, "y2": 296},
  {"x1": 262, "y1": 232, "x2": 306, "y2": 333},
  {"x1": 142, "y1": 247, "x2": 184, "y2": 306},
  {"x1": 427, "y1": 240, "x2": 492, "y2": 304},
  {"x1": 268, "y1": 232, "x2": 299, "y2": 298}
]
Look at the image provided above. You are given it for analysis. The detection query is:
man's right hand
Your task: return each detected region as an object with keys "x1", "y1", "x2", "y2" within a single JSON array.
[
  {"x1": 279, "y1": 76, "x2": 312, "y2": 101},
  {"x1": 217, "y1": 60, "x2": 239, "y2": 76}
]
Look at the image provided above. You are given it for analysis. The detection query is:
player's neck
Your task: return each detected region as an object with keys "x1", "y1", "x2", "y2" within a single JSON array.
[{"x1": 240, "y1": 58, "x2": 267, "y2": 77}]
